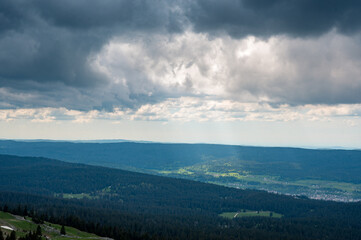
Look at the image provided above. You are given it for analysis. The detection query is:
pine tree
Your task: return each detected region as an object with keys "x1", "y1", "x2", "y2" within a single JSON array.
[
  {"x1": 36, "y1": 225, "x2": 42, "y2": 236},
  {"x1": 6, "y1": 231, "x2": 16, "y2": 240},
  {"x1": 23, "y1": 206, "x2": 28, "y2": 217},
  {"x1": 0, "y1": 229, "x2": 4, "y2": 240},
  {"x1": 60, "y1": 225, "x2": 66, "y2": 235}
]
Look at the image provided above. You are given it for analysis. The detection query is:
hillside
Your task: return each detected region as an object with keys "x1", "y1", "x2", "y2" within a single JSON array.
[
  {"x1": 0, "y1": 211, "x2": 106, "y2": 240},
  {"x1": 1, "y1": 154, "x2": 361, "y2": 239},
  {"x1": 0, "y1": 154, "x2": 317, "y2": 214},
  {"x1": 0, "y1": 140, "x2": 360, "y2": 201}
]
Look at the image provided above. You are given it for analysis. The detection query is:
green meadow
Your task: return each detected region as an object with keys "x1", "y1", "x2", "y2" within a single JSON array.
[
  {"x1": 220, "y1": 210, "x2": 283, "y2": 219},
  {"x1": 0, "y1": 211, "x2": 103, "y2": 240}
]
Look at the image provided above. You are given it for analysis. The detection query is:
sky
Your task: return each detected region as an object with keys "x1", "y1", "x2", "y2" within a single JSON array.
[{"x1": 1, "y1": 0, "x2": 361, "y2": 148}]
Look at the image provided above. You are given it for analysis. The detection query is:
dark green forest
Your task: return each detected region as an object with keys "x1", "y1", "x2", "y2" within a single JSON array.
[{"x1": 1, "y1": 154, "x2": 361, "y2": 239}]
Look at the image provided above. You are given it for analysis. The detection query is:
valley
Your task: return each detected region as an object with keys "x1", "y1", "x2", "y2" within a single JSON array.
[
  {"x1": 1, "y1": 154, "x2": 361, "y2": 239},
  {"x1": 152, "y1": 159, "x2": 361, "y2": 202},
  {"x1": 1, "y1": 140, "x2": 360, "y2": 202}
]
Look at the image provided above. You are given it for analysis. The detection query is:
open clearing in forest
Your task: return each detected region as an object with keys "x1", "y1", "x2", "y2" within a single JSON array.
[{"x1": 220, "y1": 210, "x2": 283, "y2": 219}]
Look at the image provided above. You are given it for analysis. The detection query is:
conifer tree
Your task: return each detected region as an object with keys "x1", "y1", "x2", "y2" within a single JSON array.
[
  {"x1": 36, "y1": 225, "x2": 42, "y2": 236},
  {"x1": 60, "y1": 225, "x2": 66, "y2": 235},
  {"x1": 7, "y1": 231, "x2": 16, "y2": 240}
]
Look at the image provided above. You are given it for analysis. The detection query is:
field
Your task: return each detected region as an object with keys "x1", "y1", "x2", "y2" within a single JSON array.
[
  {"x1": 60, "y1": 193, "x2": 94, "y2": 199},
  {"x1": 220, "y1": 210, "x2": 283, "y2": 219},
  {"x1": 0, "y1": 211, "x2": 105, "y2": 240},
  {"x1": 153, "y1": 159, "x2": 361, "y2": 202}
]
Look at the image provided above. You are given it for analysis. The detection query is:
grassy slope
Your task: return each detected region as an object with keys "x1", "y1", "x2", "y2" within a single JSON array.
[
  {"x1": 220, "y1": 210, "x2": 283, "y2": 219},
  {"x1": 0, "y1": 211, "x2": 104, "y2": 240}
]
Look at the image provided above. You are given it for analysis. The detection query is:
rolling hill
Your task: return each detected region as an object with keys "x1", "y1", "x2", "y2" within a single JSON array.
[
  {"x1": 0, "y1": 140, "x2": 360, "y2": 201},
  {"x1": 1, "y1": 154, "x2": 361, "y2": 239}
]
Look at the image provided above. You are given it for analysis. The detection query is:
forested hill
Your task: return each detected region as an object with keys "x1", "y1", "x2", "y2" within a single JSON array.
[
  {"x1": 0, "y1": 140, "x2": 361, "y2": 182},
  {"x1": 0, "y1": 154, "x2": 314, "y2": 212},
  {"x1": 1, "y1": 154, "x2": 361, "y2": 239}
]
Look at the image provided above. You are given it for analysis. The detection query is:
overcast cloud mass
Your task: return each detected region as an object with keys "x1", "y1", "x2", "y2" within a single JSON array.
[{"x1": 1, "y1": 0, "x2": 361, "y2": 137}]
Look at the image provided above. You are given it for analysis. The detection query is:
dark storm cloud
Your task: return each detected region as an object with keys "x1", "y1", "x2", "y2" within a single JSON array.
[
  {"x1": 33, "y1": 0, "x2": 183, "y2": 32},
  {"x1": 1, "y1": 0, "x2": 361, "y2": 110},
  {"x1": 0, "y1": 0, "x2": 183, "y2": 88},
  {"x1": 0, "y1": 0, "x2": 187, "y2": 110},
  {"x1": 186, "y1": 0, "x2": 361, "y2": 37},
  {"x1": 0, "y1": 1, "x2": 22, "y2": 32}
]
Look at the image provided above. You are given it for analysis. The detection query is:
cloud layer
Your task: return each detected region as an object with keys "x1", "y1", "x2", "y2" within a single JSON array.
[
  {"x1": 92, "y1": 31, "x2": 361, "y2": 105},
  {"x1": 1, "y1": 99, "x2": 360, "y2": 127},
  {"x1": 187, "y1": 0, "x2": 361, "y2": 37},
  {"x1": 1, "y1": 0, "x2": 361, "y2": 120}
]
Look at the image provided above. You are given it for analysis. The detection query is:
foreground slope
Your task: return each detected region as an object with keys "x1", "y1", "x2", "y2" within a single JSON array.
[
  {"x1": 1, "y1": 154, "x2": 361, "y2": 239},
  {"x1": 0, "y1": 211, "x2": 106, "y2": 240},
  {"x1": 0, "y1": 140, "x2": 360, "y2": 200}
]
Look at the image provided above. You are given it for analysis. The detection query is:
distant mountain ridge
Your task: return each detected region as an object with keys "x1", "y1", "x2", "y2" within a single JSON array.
[
  {"x1": 0, "y1": 140, "x2": 360, "y2": 201},
  {"x1": 0, "y1": 140, "x2": 360, "y2": 180}
]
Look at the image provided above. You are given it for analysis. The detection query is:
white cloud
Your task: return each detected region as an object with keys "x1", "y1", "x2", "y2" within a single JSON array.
[
  {"x1": 2, "y1": 30, "x2": 361, "y2": 125},
  {"x1": 1, "y1": 99, "x2": 360, "y2": 124},
  {"x1": 91, "y1": 30, "x2": 361, "y2": 106}
]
